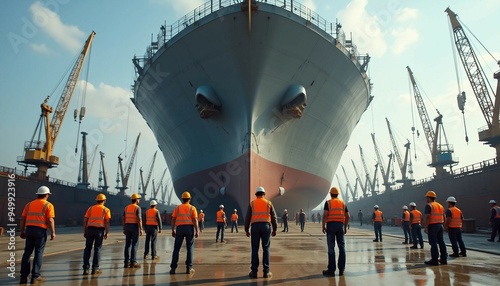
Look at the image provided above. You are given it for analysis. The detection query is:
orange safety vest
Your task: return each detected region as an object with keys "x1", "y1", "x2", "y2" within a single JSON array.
[
  {"x1": 428, "y1": 202, "x2": 444, "y2": 224},
  {"x1": 24, "y1": 200, "x2": 51, "y2": 229},
  {"x1": 403, "y1": 210, "x2": 410, "y2": 222},
  {"x1": 250, "y1": 198, "x2": 272, "y2": 224},
  {"x1": 326, "y1": 198, "x2": 346, "y2": 223},
  {"x1": 145, "y1": 208, "x2": 159, "y2": 226},
  {"x1": 198, "y1": 212, "x2": 205, "y2": 221},
  {"x1": 493, "y1": 206, "x2": 500, "y2": 219},
  {"x1": 231, "y1": 213, "x2": 238, "y2": 222},
  {"x1": 448, "y1": 207, "x2": 463, "y2": 228},
  {"x1": 373, "y1": 210, "x2": 383, "y2": 222},
  {"x1": 174, "y1": 204, "x2": 196, "y2": 226},
  {"x1": 411, "y1": 209, "x2": 422, "y2": 224},
  {"x1": 86, "y1": 205, "x2": 109, "y2": 228},
  {"x1": 124, "y1": 204, "x2": 141, "y2": 224},
  {"x1": 217, "y1": 210, "x2": 226, "y2": 223}
]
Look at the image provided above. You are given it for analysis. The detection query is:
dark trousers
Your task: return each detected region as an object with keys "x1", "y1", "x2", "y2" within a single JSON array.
[
  {"x1": 490, "y1": 219, "x2": 500, "y2": 240},
  {"x1": 21, "y1": 226, "x2": 47, "y2": 279},
  {"x1": 124, "y1": 224, "x2": 139, "y2": 264},
  {"x1": 373, "y1": 222, "x2": 382, "y2": 241},
  {"x1": 198, "y1": 220, "x2": 204, "y2": 232},
  {"x1": 231, "y1": 221, "x2": 239, "y2": 232},
  {"x1": 402, "y1": 221, "x2": 411, "y2": 242},
  {"x1": 427, "y1": 224, "x2": 447, "y2": 261},
  {"x1": 326, "y1": 222, "x2": 346, "y2": 272},
  {"x1": 300, "y1": 221, "x2": 305, "y2": 232},
  {"x1": 411, "y1": 223, "x2": 424, "y2": 247},
  {"x1": 448, "y1": 227, "x2": 466, "y2": 254},
  {"x1": 170, "y1": 225, "x2": 194, "y2": 271},
  {"x1": 144, "y1": 225, "x2": 158, "y2": 257},
  {"x1": 83, "y1": 227, "x2": 104, "y2": 270},
  {"x1": 250, "y1": 222, "x2": 271, "y2": 274},
  {"x1": 216, "y1": 222, "x2": 225, "y2": 240},
  {"x1": 283, "y1": 220, "x2": 288, "y2": 232}
]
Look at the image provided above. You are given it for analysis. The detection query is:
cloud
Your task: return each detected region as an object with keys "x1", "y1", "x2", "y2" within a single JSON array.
[
  {"x1": 394, "y1": 7, "x2": 418, "y2": 23},
  {"x1": 29, "y1": 1, "x2": 86, "y2": 53},
  {"x1": 30, "y1": 43, "x2": 51, "y2": 54},
  {"x1": 152, "y1": 0, "x2": 205, "y2": 16},
  {"x1": 391, "y1": 27, "x2": 419, "y2": 55}
]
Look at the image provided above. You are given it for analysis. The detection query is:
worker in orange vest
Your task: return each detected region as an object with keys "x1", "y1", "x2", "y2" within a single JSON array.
[
  {"x1": 231, "y1": 209, "x2": 239, "y2": 233},
  {"x1": 488, "y1": 199, "x2": 500, "y2": 242},
  {"x1": 401, "y1": 205, "x2": 412, "y2": 244},
  {"x1": 372, "y1": 205, "x2": 383, "y2": 242},
  {"x1": 122, "y1": 193, "x2": 143, "y2": 268},
  {"x1": 169, "y1": 191, "x2": 199, "y2": 274},
  {"x1": 82, "y1": 193, "x2": 111, "y2": 275},
  {"x1": 244, "y1": 187, "x2": 278, "y2": 279},
  {"x1": 423, "y1": 190, "x2": 447, "y2": 265},
  {"x1": 321, "y1": 187, "x2": 349, "y2": 277},
  {"x1": 19, "y1": 186, "x2": 56, "y2": 284},
  {"x1": 144, "y1": 200, "x2": 162, "y2": 260},
  {"x1": 409, "y1": 202, "x2": 424, "y2": 249},
  {"x1": 216, "y1": 204, "x2": 227, "y2": 242},
  {"x1": 198, "y1": 210, "x2": 205, "y2": 233},
  {"x1": 444, "y1": 196, "x2": 467, "y2": 257}
]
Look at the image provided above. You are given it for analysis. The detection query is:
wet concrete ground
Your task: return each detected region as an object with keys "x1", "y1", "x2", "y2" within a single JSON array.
[{"x1": 1, "y1": 223, "x2": 499, "y2": 285}]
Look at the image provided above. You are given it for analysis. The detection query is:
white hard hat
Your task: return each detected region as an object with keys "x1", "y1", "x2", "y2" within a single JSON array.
[
  {"x1": 374, "y1": 205, "x2": 379, "y2": 209},
  {"x1": 446, "y1": 196, "x2": 457, "y2": 203},
  {"x1": 219, "y1": 204, "x2": 224, "y2": 209},
  {"x1": 200, "y1": 210, "x2": 203, "y2": 213},
  {"x1": 489, "y1": 200, "x2": 496, "y2": 204},
  {"x1": 150, "y1": 200, "x2": 158, "y2": 206},
  {"x1": 409, "y1": 202, "x2": 416, "y2": 207},
  {"x1": 234, "y1": 209, "x2": 237, "y2": 212},
  {"x1": 36, "y1": 186, "x2": 51, "y2": 195},
  {"x1": 256, "y1": 186, "x2": 266, "y2": 194},
  {"x1": 402, "y1": 205, "x2": 408, "y2": 210},
  {"x1": 284, "y1": 209, "x2": 288, "y2": 212}
]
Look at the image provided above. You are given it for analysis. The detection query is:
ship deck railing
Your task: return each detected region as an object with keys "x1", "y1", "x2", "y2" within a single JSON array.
[{"x1": 135, "y1": 0, "x2": 365, "y2": 72}]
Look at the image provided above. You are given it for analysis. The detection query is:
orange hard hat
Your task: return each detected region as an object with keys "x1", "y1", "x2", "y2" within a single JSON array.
[
  {"x1": 131, "y1": 193, "x2": 141, "y2": 200},
  {"x1": 425, "y1": 190, "x2": 436, "y2": 198},
  {"x1": 330, "y1": 187, "x2": 339, "y2": 195},
  {"x1": 95, "y1": 194, "x2": 107, "y2": 201}
]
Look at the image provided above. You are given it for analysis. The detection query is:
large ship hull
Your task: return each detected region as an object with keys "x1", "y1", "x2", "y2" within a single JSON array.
[{"x1": 133, "y1": 1, "x2": 371, "y2": 215}]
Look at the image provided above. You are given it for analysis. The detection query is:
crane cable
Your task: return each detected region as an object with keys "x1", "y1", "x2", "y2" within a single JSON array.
[
  {"x1": 409, "y1": 75, "x2": 418, "y2": 160},
  {"x1": 74, "y1": 47, "x2": 92, "y2": 154}
]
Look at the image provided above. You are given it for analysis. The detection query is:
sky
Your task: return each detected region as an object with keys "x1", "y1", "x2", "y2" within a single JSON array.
[{"x1": 0, "y1": 0, "x2": 499, "y2": 209}]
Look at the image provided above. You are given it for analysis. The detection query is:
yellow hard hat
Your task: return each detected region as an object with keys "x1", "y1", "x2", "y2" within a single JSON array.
[
  {"x1": 131, "y1": 193, "x2": 141, "y2": 200},
  {"x1": 95, "y1": 194, "x2": 107, "y2": 201},
  {"x1": 330, "y1": 187, "x2": 339, "y2": 195},
  {"x1": 425, "y1": 190, "x2": 436, "y2": 198},
  {"x1": 182, "y1": 191, "x2": 191, "y2": 199}
]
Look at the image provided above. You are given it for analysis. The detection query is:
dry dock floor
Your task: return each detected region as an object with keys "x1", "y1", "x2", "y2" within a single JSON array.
[{"x1": 1, "y1": 223, "x2": 500, "y2": 285}]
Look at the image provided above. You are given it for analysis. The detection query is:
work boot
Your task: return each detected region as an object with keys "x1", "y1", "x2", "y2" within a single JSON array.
[
  {"x1": 144, "y1": 254, "x2": 148, "y2": 259},
  {"x1": 187, "y1": 268, "x2": 195, "y2": 274},
  {"x1": 373, "y1": 239, "x2": 379, "y2": 242},
  {"x1": 449, "y1": 253, "x2": 460, "y2": 257},
  {"x1": 152, "y1": 255, "x2": 159, "y2": 260},
  {"x1": 439, "y1": 258, "x2": 447, "y2": 265},
  {"x1": 339, "y1": 270, "x2": 344, "y2": 276},
  {"x1": 124, "y1": 262, "x2": 130, "y2": 268},
  {"x1": 459, "y1": 252, "x2": 467, "y2": 257},
  {"x1": 263, "y1": 272, "x2": 272, "y2": 278},
  {"x1": 19, "y1": 277, "x2": 28, "y2": 284},
  {"x1": 249, "y1": 271, "x2": 258, "y2": 279},
  {"x1": 31, "y1": 276, "x2": 46, "y2": 284},
  {"x1": 424, "y1": 259, "x2": 439, "y2": 266},
  {"x1": 83, "y1": 268, "x2": 90, "y2": 275},
  {"x1": 130, "y1": 262, "x2": 141, "y2": 268},
  {"x1": 91, "y1": 268, "x2": 102, "y2": 275},
  {"x1": 487, "y1": 239, "x2": 494, "y2": 242},
  {"x1": 409, "y1": 245, "x2": 418, "y2": 249},
  {"x1": 322, "y1": 269, "x2": 335, "y2": 276},
  {"x1": 169, "y1": 269, "x2": 176, "y2": 275}
]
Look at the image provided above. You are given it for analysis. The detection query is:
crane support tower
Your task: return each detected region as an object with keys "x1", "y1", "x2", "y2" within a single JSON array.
[
  {"x1": 18, "y1": 31, "x2": 96, "y2": 180},
  {"x1": 98, "y1": 151, "x2": 109, "y2": 193},
  {"x1": 386, "y1": 118, "x2": 414, "y2": 186},
  {"x1": 407, "y1": 66, "x2": 458, "y2": 176},
  {"x1": 446, "y1": 8, "x2": 500, "y2": 162}
]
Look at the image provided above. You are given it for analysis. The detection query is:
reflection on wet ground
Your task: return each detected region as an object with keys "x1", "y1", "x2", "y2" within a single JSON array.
[{"x1": 1, "y1": 224, "x2": 499, "y2": 285}]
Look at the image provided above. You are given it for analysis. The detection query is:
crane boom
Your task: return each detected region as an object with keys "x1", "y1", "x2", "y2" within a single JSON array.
[
  {"x1": 117, "y1": 133, "x2": 141, "y2": 195},
  {"x1": 140, "y1": 151, "x2": 157, "y2": 197},
  {"x1": 386, "y1": 118, "x2": 414, "y2": 185},
  {"x1": 98, "y1": 151, "x2": 109, "y2": 193},
  {"x1": 351, "y1": 160, "x2": 366, "y2": 198},
  {"x1": 371, "y1": 133, "x2": 393, "y2": 192},
  {"x1": 359, "y1": 146, "x2": 372, "y2": 193}
]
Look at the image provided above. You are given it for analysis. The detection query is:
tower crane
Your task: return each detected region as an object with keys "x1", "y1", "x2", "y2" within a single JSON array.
[
  {"x1": 351, "y1": 160, "x2": 367, "y2": 198},
  {"x1": 407, "y1": 66, "x2": 457, "y2": 176},
  {"x1": 98, "y1": 151, "x2": 109, "y2": 193},
  {"x1": 18, "y1": 31, "x2": 96, "y2": 180},
  {"x1": 117, "y1": 133, "x2": 141, "y2": 196},
  {"x1": 139, "y1": 151, "x2": 157, "y2": 198},
  {"x1": 386, "y1": 118, "x2": 414, "y2": 186},
  {"x1": 446, "y1": 8, "x2": 500, "y2": 162},
  {"x1": 371, "y1": 133, "x2": 394, "y2": 193}
]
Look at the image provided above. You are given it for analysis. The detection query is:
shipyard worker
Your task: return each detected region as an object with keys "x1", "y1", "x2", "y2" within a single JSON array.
[
  {"x1": 372, "y1": 205, "x2": 383, "y2": 242},
  {"x1": 231, "y1": 209, "x2": 239, "y2": 233},
  {"x1": 19, "y1": 186, "x2": 56, "y2": 284},
  {"x1": 358, "y1": 210, "x2": 363, "y2": 226},
  {"x1": 488, "y1": 200, "x2": 500, "y2": 242},
  {"x1": 198, "y1": 210, "x2": 205, "y2": 233},
  {"x1": 299, "y1": 209, "x2": 306, "y2": 232},
  {"x1": 322, "y1": 187, "x2": 350, "y2": 277},
  {"x1": 401, "y1": 205, "x2": 412, "y2": 244},
  {"x1": 122, "y1": 193, "x2": 143, "y2": 268},
  {"x1": 144, "y1": 200, "x2": 162, "y2": 260},
  {"x1": 409, "y1": 202, "x2": 424, "y2": 249},
  {"x1": 82, "y1": 193, "x2": 111, "y2": 275},
  {"x1": 245, "y1": 186, "x2": 278, "y2": 278},
  {"x1": 170, "y1": 191, "x2": 199, "y2": 274},
  {"x1": 282, "y1": 209, "x2": 289, "y2": 232},
  {"x1": 423, "y1": 190, "x2": 447, "y2": 265},
  {"x1": 444, "y1": 196, "x2": 467, "y2": 257},
  {"x1": 216, "y1": 204, "x2": 227, "y2": 242}
]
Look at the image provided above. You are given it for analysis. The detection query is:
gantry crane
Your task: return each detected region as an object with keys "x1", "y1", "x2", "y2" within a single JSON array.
[
  {"x1": 446, "y1": 8, "x2": 500, "y2": 162},
  {"x1": 359, "y1": 145, "x2": 378, "y2": 196},
  {"x1": 98, "y1": 151, "x2": 109, "y2": 193},
  {"x1": 407, "y1": 66, "x2": 457, "y2": 176},
  {"x1": 351, "y1": 160, "x2": 367, "y2": 198},
  {"x1": 139, "y1": 151, "x2": 157, "y2": 198},
  {"x1": 117, "y1": 133, "x2": 141, "y2": 196},
  {"x1": 371, "y1": 133, "x2": 394, "y2": 193},
  {"x1": 18, "y1": 31, "x2": 96, "y2": 180},
  {"x1": 386, "y1": 118, "x2": 414, "y2": 186}
]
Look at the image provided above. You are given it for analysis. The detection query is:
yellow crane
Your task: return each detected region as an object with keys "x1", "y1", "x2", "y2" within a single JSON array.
[{"x1": 18, "y1": 31, "x2": 96, "y2": 180}]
